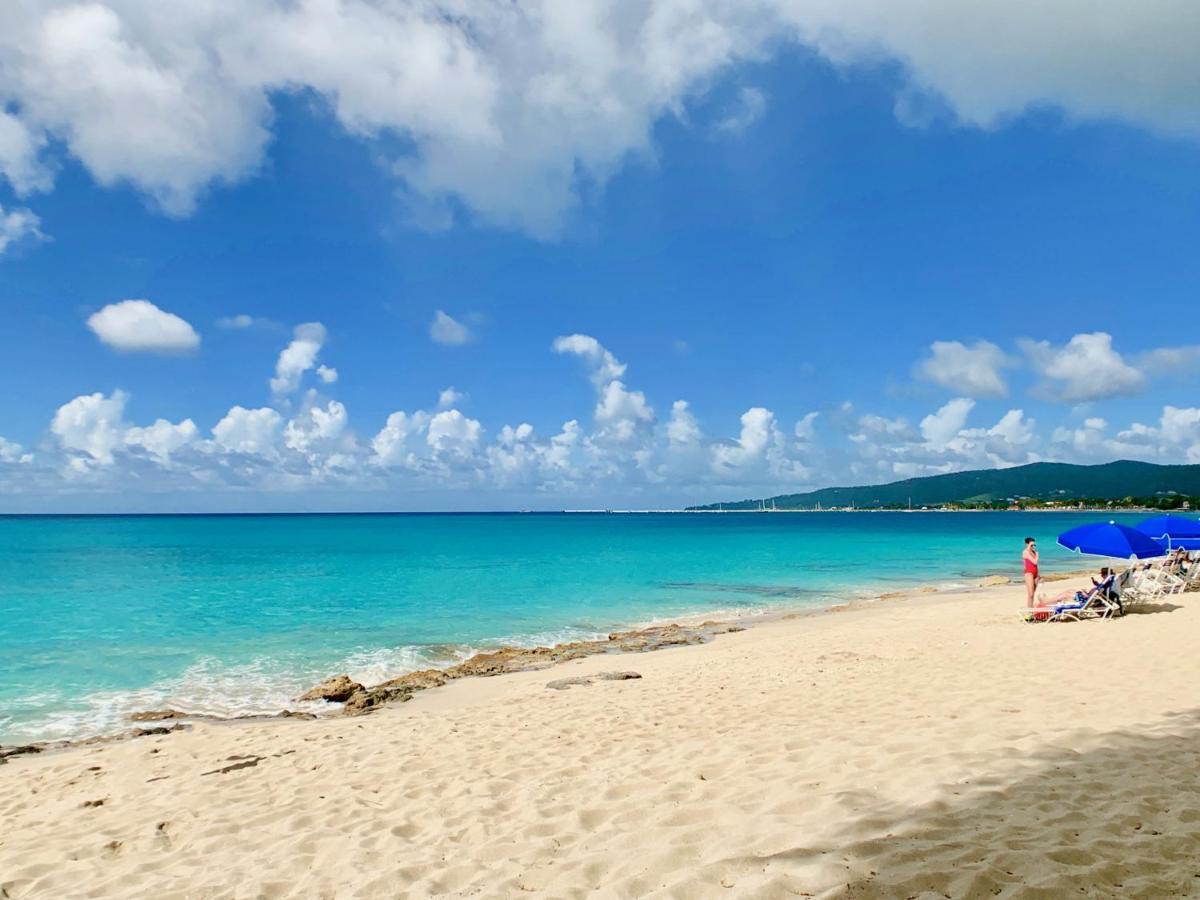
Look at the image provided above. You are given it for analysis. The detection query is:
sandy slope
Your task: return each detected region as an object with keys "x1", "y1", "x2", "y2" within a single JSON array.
[{"x1": 2, "y1": 580, "x2": 1199, "y2": 899}]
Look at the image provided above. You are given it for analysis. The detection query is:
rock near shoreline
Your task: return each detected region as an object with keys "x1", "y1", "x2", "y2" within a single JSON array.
[{"x1": 302, "y1": 621, "x2": 745, "y2": 716}]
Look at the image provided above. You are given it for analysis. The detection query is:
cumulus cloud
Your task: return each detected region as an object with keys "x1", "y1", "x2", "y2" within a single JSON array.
[
  {"x1": 212, "y1": 406, "x2": 283, "y2": 456},
  {"x1": 123, "y1": 418, "x2": 199, "y2": 462},
  {"x1": 1053, "y1": 406, "x2": 1200, "y2": 465},
  {"x1": 917, "y1": 340, "x2": 1011, "y2": 397},
  {"x1": 0, "y1": 110, "x2": 50, "y2": 194},
  {"x1": 86, "y1": 299, "x2": 200, "y2": 354},
  {"x1": 316, "y1": 365, "x2": 338, "y2": 384},
  {"x1": 430, "y1": 310, "x2": 471, "y2": 346},
  {"x1": 1020, "y1": 332, "x2": 1146, "y2": 403},
  {"x1": 3, "y1": 1, "x2": 1195, "y2": 240},
  {"x1": 0, "y1": 204, "x2": 45, "y2": 254},
  {"x1": 667, "y1": 401, "x2": 702, "y2": 446},
  {"x1": 0, "y1": 436, "x2": 31, "y2": 465},
  {"x1": 437, "y1": 387, "x2": 466, "y2": 409},
  {"x1": 283, "y1": 399, "x2": 348, "y2": 454},
  {"x1": 15, "y1": 325, "x2": 1200, "y2": 505},
  {"x1": 554, "y1": 334, "x2": 654, "y2": 444},
  {"x1": 50, "y1": 389, "x2": 197, "y2": 469},
  {"x1": 920, "y1": 398, "x2": 976, "y2": 448},
  {"x1": 794, "y1": 412, "x2": 819, "y2": 442},
  {"x1": 846, "y1": 397, "x2": 1038, "y2": 480},
  {"x1": 427, "y1": 409, "x2": 483, "y2": 457},
  {"x1": 552, "y1": 334, "x2": 627, "y2": 388},
  {"x1": 270, "y1": 323, "x2": 327, "y2": 397},
  {"x1": 372, "y1": 410, "x2": 431, "y2": 467},
  {"x1": 50, "y1": 390, "x2": 131, "y2": 464}
]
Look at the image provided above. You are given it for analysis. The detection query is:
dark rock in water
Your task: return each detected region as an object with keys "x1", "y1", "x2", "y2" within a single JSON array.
[
  {"x1": 129, "y1": 710, "x2": 189, "y2": 722},
  {"x1": 273, "y1": 710, "x2": 317, "y2": 720},
  {"x1": 297, "y1": 674, "x2": 364, "y2": 703}
]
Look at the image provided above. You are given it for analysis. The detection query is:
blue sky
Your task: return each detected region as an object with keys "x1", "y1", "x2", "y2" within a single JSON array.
[{"x1": 2, "y1": 3, "x2": 1200, "y2": 511}]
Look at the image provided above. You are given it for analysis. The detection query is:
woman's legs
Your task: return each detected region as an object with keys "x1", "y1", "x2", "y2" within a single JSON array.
[{"x1": 1025, "y1": 572, "x2": 1036, "y2": 606}]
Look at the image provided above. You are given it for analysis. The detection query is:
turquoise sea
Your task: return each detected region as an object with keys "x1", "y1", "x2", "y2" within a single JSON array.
[{"x1": 0, "y1": 511, "x2": 1133, "y2": 744}]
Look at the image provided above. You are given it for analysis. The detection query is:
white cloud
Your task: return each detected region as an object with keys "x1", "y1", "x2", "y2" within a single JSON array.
[
  {"x1": 847, "y1": 397, "x2": 1038, "y2": 480},
  {"x1": 0, "y1": 436, "x2": 32, "y2": 465},
  {"x1": 916, "y1": 340, "x2": 1010, "y2": 397},
  {"x1": 920, "y1": 397, "x2": 976, "y2": 448},
  {"x1": 1, "y1": 0, "x2": 1196, "y2": 241},
  {"x1": 316, "y1": 365, "x2": 338, "y2": 384},
  {"x1": 850, "y1": 413, "x2": 917, "y2": 444},
  {"x1": 124, "y1": 418, "x2": 198, "y2": 462},
  {"x1": 212, "y1": 406, "x2": 283, "y2": 455},
  {"x1": 1020, "y1": 332, "x2": 1146, "y2": 403},
  {"x1": 667, "y1": 400, "x2": 702, "y2": 446},
  {"x1": 426, "y1": 409, "x2": 483, "y2": 457},
  {"x1": 430, "y1": 310, "x2": 471, "y2": 346},
  {"x1": 10, "y1": 3, "x2": 268, "y2": 216},
  {"x1": 794, "y1": 412, "x2": 819, "y2": 442},
  {"x1": 50, "y1": 389, "x2": 196, "y2": 469},
  {"x1": 284, "y1": 399, "x2": 348, "y2": 454},
  {"x1": 372, "y1": 411, "x2": 430, "y2": 467},
  {"x1": 0, "y1": 110, "x2": 50, "y2": 194},
  {"x1": 594, "y1": 380, "x2": 655, "y2": 443},
  {"x1": 50, "y1": 390, "x2": 130, "y2": 464},
  {"x1": 437, "y1": 386, "x2": 466, "y2": 409},
  {"x1": 554, "y1": 334, "x2": 654, "y2": 444},
  {"x1": 0, "y1": 204, "x2": 45, "y2": 254},
  {"x1": 17, "y1": 325, "x2": 1200, "y2": 505},
  {"x1": 712, "y1": 407, "x2": 776, "y2": 472},
  {"x1": 552, "y1": 334, "x2": 627, "y2": 388},
  {"x1": 86, "y1": 299, "x2": 200, "y2": 354},
  {"x1": 270, "y1": 322, "x2": 327, "y2": 397},
  {"x1": 715, "y1": 86, "x2": 767, "y2": 134}
]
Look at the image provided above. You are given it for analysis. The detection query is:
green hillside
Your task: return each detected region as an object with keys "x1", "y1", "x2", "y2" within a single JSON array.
[{"x1": 689, "y1": 461, "x2": 1200, "y2": 511}]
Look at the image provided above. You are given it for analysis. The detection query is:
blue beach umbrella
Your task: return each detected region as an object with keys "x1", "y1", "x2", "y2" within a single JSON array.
[
  {"x1": 1057, "y1": 521, "x2": 1166, "y2": 560},
  {"x1": 1134, "y1": 514, "x2": 1200, "y2": 549}
]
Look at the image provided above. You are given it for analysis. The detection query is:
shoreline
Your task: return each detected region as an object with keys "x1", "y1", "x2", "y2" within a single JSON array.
[
  {"x1": 1, "y1": 569, "x2": 1090, "y2": 760},
  {"x1": 4, "y1": 570, "x2": 1197, "y2": 897}
]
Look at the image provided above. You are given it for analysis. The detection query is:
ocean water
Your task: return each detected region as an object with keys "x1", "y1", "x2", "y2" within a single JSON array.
[{"x1": 0, "y1": 511, "x2": 1134, "y2": 744}]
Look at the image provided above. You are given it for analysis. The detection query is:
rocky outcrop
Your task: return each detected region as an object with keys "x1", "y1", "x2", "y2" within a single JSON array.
[
  {"x1": 129, "y1": 709, "x2": 189, "y2": 722},
  {"x1": 0, "y1": 744, "x2": 43, "y2": 760},
  {"x1": 296, "y1": 674, "x2": 363, "y2": 703},
  {"x1": 305, "y1": 620, "x2": 743, "y2": 716}
]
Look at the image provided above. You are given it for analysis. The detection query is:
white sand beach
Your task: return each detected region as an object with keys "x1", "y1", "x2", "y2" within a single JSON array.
[{"x1": 2, "y1": 578, "x2": 1199, "y2": 898}]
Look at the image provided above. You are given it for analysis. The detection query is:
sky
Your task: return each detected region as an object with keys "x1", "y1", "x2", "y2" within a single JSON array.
[{"x1": 2, "y1": 1, "x2": 1200, "y2": 512}]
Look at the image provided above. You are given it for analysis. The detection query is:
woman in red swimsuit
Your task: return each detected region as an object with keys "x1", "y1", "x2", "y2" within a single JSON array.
[{"x1": 1022, "y1": 537, "x2": 1039, "y2": 607}]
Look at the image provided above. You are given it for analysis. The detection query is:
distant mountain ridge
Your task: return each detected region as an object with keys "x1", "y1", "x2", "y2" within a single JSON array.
[{"x1": 689, "y1": 461, "x2": 1200, "y2": 511}]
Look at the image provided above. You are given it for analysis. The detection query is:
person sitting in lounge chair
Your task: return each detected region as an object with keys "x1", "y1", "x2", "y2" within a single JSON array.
[{"x1": 1026, "y1": 570, "x2": 1119, "y2": 622}]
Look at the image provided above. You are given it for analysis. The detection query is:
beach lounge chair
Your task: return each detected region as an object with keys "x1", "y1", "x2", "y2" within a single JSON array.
[
  {"x1": 1121, "y1": 562, "x2": 1186, "y2": 609},
  {"x1": 1026, "y1": 575, "x2": 1119, "y2": 622}
]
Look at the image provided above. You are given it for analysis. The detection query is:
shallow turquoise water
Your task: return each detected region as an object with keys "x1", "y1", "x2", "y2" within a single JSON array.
[{"x1": 0, "y1": 511, "x2": 1132, "y2": 742}]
